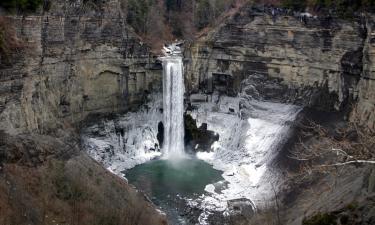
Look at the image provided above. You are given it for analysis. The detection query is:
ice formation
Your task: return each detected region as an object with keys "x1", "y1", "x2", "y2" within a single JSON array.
[
  {"x1": 81, "y1": 95, "x2": 163, "y2": 173},
  {"x1": 188, "y1": 93, "x2": 301, "y2": 223}
]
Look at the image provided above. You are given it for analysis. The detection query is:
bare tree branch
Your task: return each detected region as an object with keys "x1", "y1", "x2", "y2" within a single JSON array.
[{"x1": 318, "y1": 160, "x2": 375, "y2": 167}]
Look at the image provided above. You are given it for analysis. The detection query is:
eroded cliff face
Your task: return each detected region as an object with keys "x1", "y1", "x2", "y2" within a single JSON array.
[
  {"x1": 185, "y1": 6, "x2": 375, "y2": 131},
  {"x1": 0, "y1": 0, "x2": 162, "y2": 134},
  {"x1": 0, "y1": 1, "x2": 167, "y2": 224},
  {"x1": 353, "y1": 14, "x2": 375, "y2": 131}
]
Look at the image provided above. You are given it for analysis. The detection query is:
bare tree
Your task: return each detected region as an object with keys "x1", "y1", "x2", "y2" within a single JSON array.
[{"x1": 288, "y1": 119, "x2": 375, "y2": 174}]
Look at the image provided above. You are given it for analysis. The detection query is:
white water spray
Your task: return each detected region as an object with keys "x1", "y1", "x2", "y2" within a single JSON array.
[{"x1": 160, "y1": 44, "x2": 185, "y2": 159}]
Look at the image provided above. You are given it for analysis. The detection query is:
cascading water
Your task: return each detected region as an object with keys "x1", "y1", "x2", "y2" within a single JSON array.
[
  {"x1": 84, "y1": 44, "x2": 303, "y2": 223},
  {"x1": 160, "y1": 44, "x2": 185, "y2": 158}
]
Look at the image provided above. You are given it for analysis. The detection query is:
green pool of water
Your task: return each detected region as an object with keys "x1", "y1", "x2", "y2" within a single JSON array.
[{"x1": 123, "y1": 158, "x2": 223, "y2": 224}]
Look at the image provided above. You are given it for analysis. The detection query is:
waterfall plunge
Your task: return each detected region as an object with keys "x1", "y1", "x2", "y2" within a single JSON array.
[{"x1": 161, "y1": 56, "x2": 185, "y2": 159}]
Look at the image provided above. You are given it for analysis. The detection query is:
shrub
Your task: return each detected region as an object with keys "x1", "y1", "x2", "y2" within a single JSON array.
[
  {"x1": 303, "y1": 213, "x2": 338, "y2": 225},
  {"x1": 0, "y1": 28, "x2": 5, "y2": 53},
  {"x1": 281, "y1": 0, "x2": 375, "y2": 15},
  {"x1": 0, "y1": 0, "x2": 43, "y2": 13},
  {"x1": 281, "y1": 0, "x2": 307, "y2": 10},
  {"x1": 0, "y1": 17, "x2": 23, "y2": 65},
  {"x1": 195, "y1": 0, "x2": 236, "y2": 30},
  {"x1": 126, "y1": 0, "x2": 151, "y2": 34},
  {"x1": 52, "y1": 161, "x2": 86, "y2": 202},
  {"x1": 96, "y1": 215, "x2": 121, "y2": 225}
]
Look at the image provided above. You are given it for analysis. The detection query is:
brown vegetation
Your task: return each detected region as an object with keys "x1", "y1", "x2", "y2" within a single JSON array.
[
  {"x1": 289, "y1": 119, "x2": 375, "y2": 172},
  {"x1": 0, "y1": 132, "x2": 167, "y2": 225},
  {"x1": 0, "y1": 17, "x2": 23, "y2": 66},
  {"x1": 120, "y1": 0, "x2": 247, "y2": 52}
]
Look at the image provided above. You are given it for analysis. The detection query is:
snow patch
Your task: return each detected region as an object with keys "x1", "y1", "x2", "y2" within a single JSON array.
[
  {"x1": 188, "y1": 94, "x2": 301, "y2": 222},
  {"x1": 197, "y1": 151, "x2": 215, "y2": 161},
  {"x1": 81, "y1": 94, "x2": 163, "y2": 173}
]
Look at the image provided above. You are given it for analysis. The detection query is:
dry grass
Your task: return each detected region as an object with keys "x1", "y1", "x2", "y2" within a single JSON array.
[
  {"x1": 0, "y1": 156, "x2": 167, "y2": 225},
  {"x1": 0, "y1": 131, "x2": 167, "y2": 225}
]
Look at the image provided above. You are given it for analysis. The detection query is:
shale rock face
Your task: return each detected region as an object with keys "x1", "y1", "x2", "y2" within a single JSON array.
[
  {"x1": 354, "y1": 14, "x2": 375, "y2": 131},
  {"x1": 0, "y1": 1, "x2": 166, "y2": 224},
  {"x1": 0, "y1": 0, "x2": 162, "y2": 134},
  {"x1": 185, "y1": 6, "x2": 375, "y2": 130}
]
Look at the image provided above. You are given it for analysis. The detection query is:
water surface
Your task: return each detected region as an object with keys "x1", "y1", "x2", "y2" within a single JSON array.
[{"x1": 124, "y1": 158, "x2": 223, "y2": 224}]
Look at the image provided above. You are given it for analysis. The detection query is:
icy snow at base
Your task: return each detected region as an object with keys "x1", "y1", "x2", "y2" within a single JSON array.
[
  {"x1": 190, "y1": 94, "x2": 301, "y2": 223},
  {"x1": 82, "y1": 91, "x2": 301, "y2": 224},
  {"x1": 81, "y1": 95, "x2": 163, "y2": 173}
]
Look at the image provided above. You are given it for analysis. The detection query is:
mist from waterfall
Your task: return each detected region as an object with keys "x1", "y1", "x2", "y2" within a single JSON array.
[{"x1": 161, "y1": 54, "x2": 185, "y2": 159}]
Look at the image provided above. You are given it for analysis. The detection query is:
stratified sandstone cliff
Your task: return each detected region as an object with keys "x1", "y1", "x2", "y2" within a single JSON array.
[
  {"x1": 0, "y1": 0, "x2": 162, "y2": 134},
  {"x1": 0, "y1": 1, "x2": 166, "y2": 224},
  {"x1": 185, "y1": 6, "x2": 375, "y2": 131},
  {"x1": 355, "y1": 14, "x2": 375, "y2": 131}
]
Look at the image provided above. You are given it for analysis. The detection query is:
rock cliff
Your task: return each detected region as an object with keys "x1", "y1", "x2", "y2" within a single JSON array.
[
  {"x1": 0, "y1": 1, "x2": 166, "y2": 224},
  {"x1": 185, "y1": 5, "x2": 375, "y2": 131},
  {"x1": 0, "y1": 0, "x2": 162, "y2": 134}
]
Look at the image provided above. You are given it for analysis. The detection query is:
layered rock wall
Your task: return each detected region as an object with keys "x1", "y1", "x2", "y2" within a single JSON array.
[
  {"x1": 0, "y1": 0, "x2": 162, "y2": 134},
  {"x1": 0, "y1": 2, "x2": 166, "y2": 223},
  {"x1": 185, "y1": 6, "x2": 375, "y2": 130},
  {"x1": 353, "y1": 14, "x2": 375, "y2": 130}
]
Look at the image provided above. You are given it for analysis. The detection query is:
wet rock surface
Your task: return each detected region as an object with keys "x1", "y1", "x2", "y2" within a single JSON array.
[
  {"x1": 184, "y1": 114, "x2": 219, "y2": 152},
  {"x1": 204, "y1": 198, "x2": 255, "y2": 225},
  {"x1": 238, "y1": 73, "x2": 344, "y2": 114}
]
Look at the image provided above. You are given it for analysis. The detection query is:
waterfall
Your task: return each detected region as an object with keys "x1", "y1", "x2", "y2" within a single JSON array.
[{"x1": 160, "y1": 53, "x2": 185, "y2": 159}]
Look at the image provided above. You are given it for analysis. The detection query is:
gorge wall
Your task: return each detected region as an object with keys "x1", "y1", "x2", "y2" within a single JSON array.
[
  {"x1": 0, "y1": 1, "x2": 167, "y2": 224},
  {"x1": 185, "y1": 6, "x2": 375, "y2": 131},
  {"x1": 0, "y1": 0, "x2": 162, "y2": 135}
]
